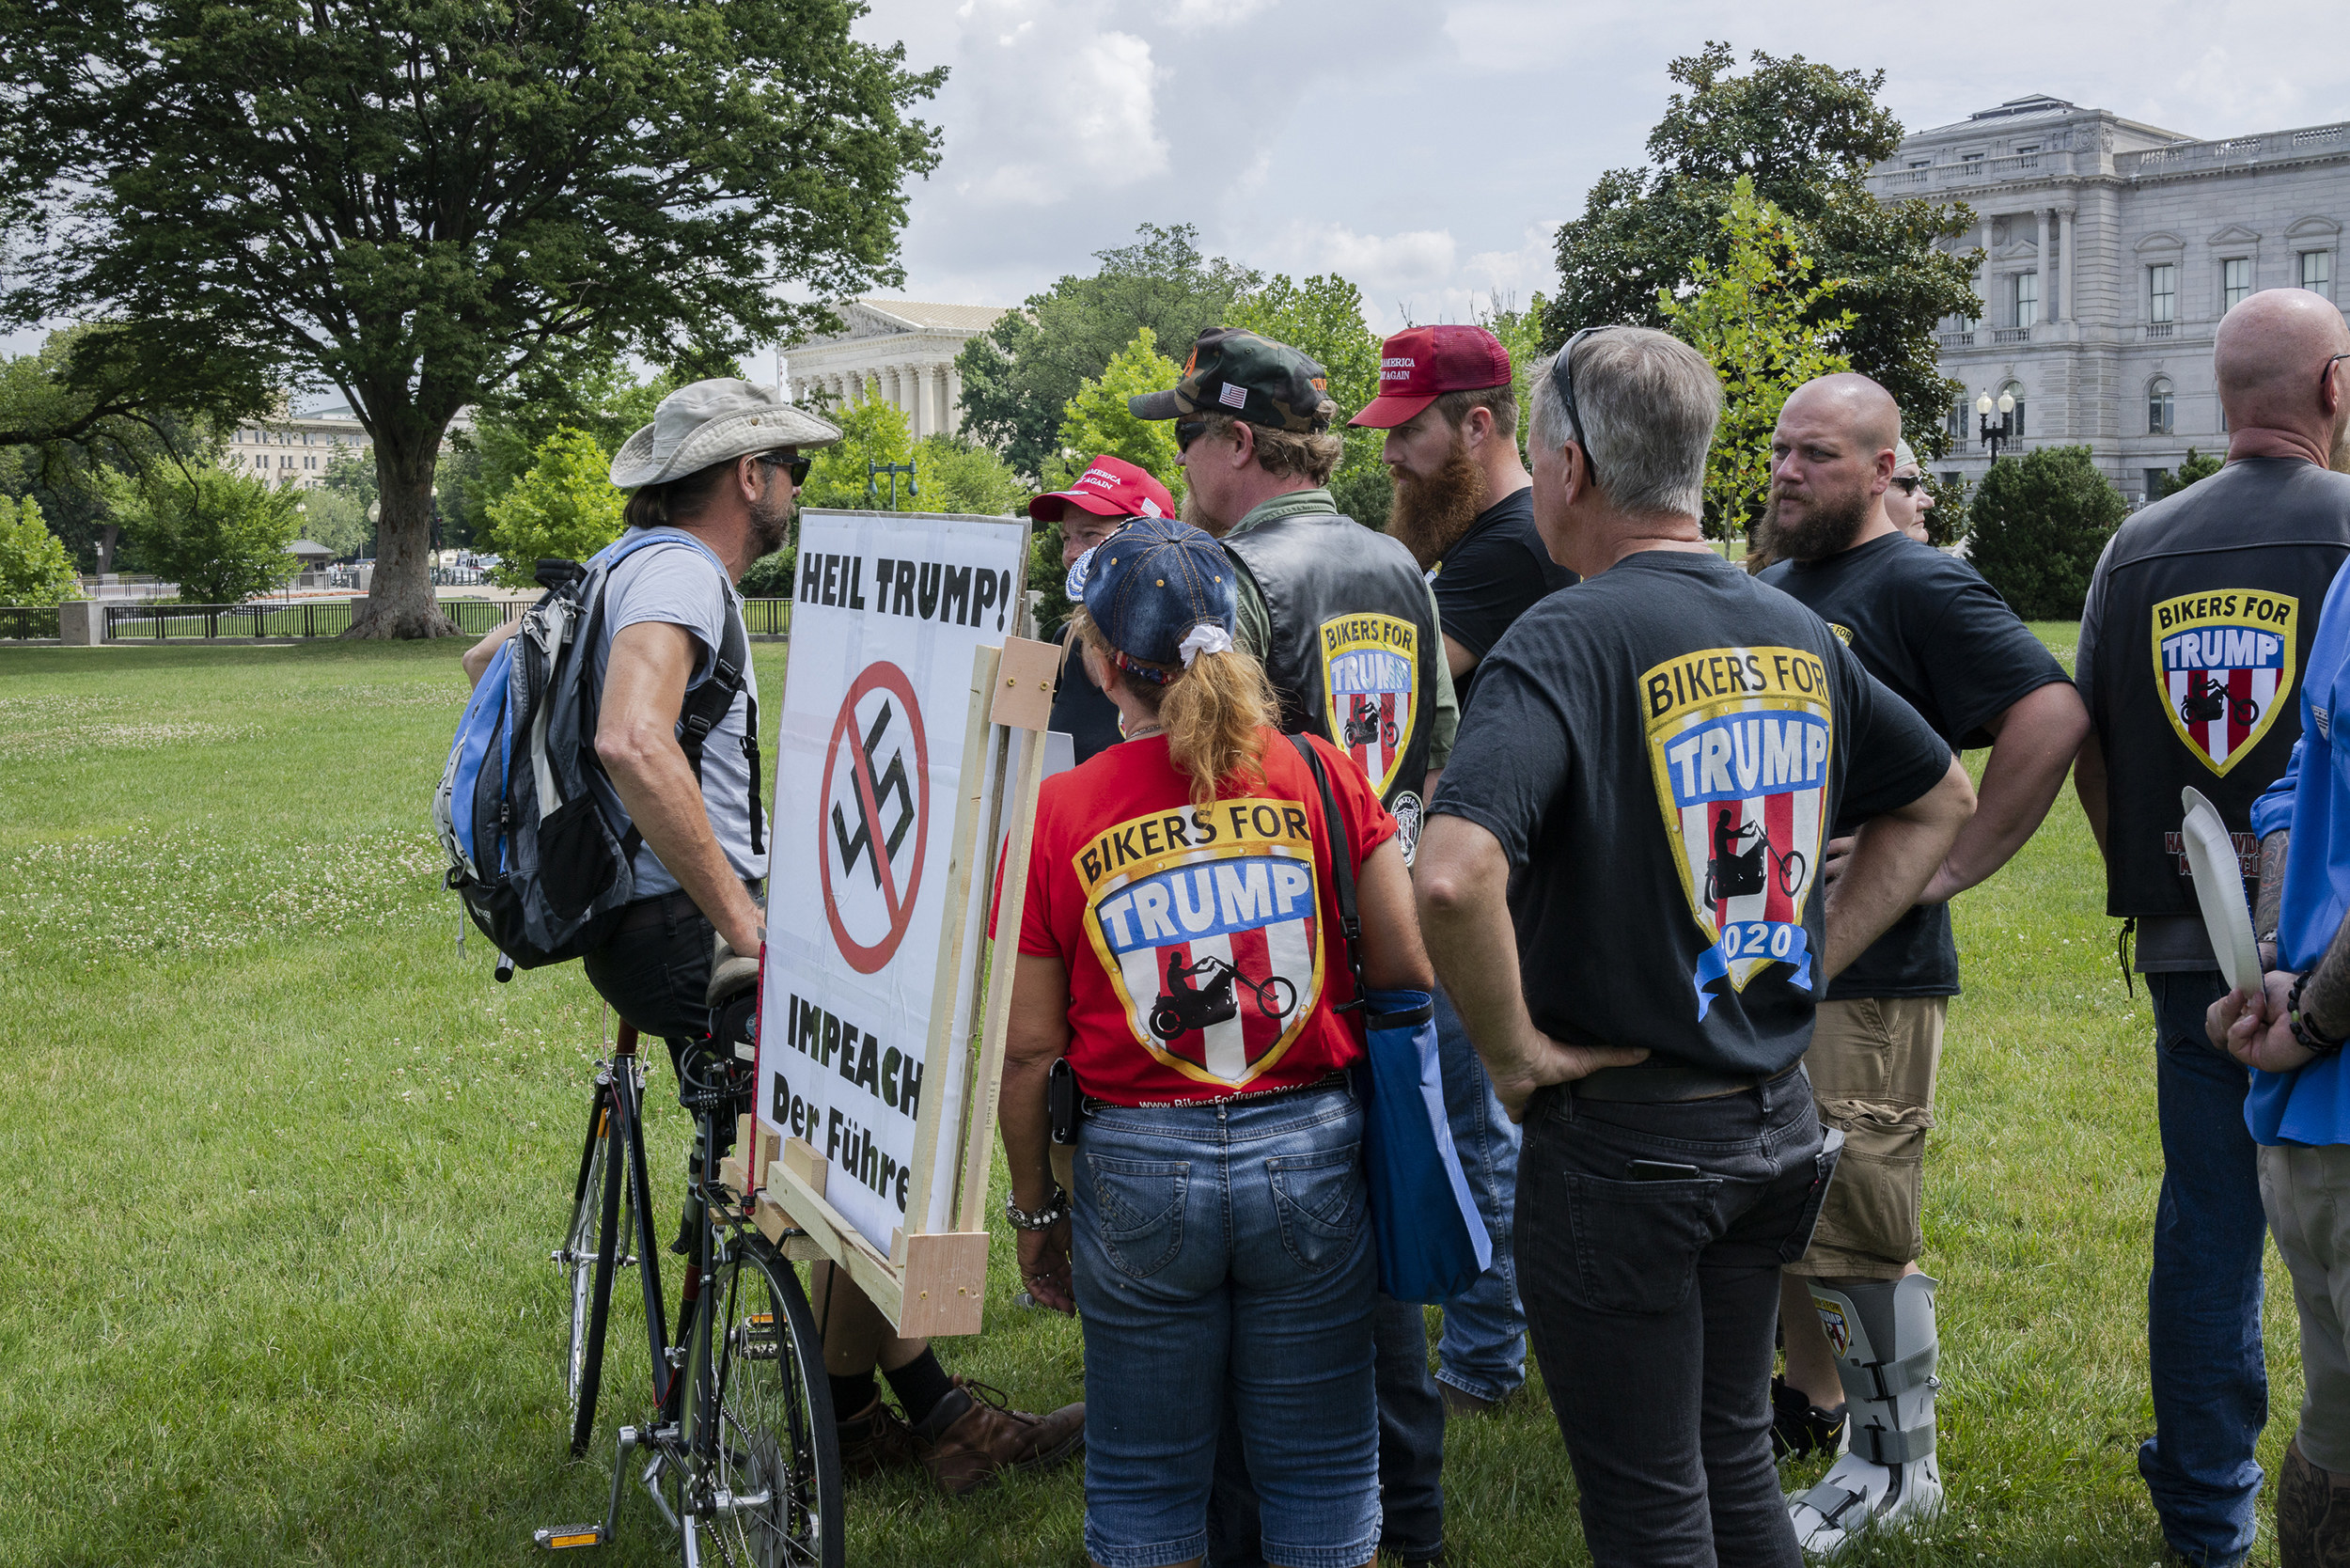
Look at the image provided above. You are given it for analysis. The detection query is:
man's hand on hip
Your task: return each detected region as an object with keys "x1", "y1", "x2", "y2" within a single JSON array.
[{"x1": 1488, "y1": 1027, "x2": 1650, "y2": 1123}]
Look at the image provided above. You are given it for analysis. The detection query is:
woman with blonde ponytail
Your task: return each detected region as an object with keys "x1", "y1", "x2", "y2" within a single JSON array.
[{"x1": 995, "y1": 516, "x2": 1431, "y2": 1568}]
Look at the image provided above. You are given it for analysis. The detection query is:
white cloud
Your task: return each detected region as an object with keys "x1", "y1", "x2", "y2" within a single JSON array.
[
  {"x1": 938, "y1": 6, "x2": 1170, "y2": 207},
  {"x1": 1170, "y1": 0, "x2": 1277, "y2": 28}
]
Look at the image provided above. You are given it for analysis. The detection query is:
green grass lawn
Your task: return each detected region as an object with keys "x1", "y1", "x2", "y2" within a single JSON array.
[{"x1": 0, "y1": 629, "x2": 2306, "y2": 1567}]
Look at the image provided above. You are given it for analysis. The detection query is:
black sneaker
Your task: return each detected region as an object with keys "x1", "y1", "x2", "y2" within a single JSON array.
[{"x1": 1770, "y1": 1375, "x2": 1847, "y2": 1461}]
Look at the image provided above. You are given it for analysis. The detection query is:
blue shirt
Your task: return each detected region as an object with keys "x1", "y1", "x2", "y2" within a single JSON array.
[{"x1": 2245, "y1": 561, "x2": 2350, "y2": 1147}]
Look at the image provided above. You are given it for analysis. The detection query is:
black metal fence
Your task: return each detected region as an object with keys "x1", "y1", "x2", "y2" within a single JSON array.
[
  {"x1": 0, "y1": 597, "x2": 794, "y2": 642},
  {"x1": 0, "y1": 605, "x2": 62, "y2": 640}
]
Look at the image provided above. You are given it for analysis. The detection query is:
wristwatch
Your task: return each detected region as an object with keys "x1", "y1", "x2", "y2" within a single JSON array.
[
  {"x1": 2286, "y1": 974, "x2": 2348, "y2": 1058},
  {"x1": 1004, "y1": 1186, "x2": 1071, "y2": 1231}
]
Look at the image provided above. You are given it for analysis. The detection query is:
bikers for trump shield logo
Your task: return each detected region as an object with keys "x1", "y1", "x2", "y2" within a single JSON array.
[
  {"x1": 2151, "y1": 590, "x2": 2298, "y2": 776},
  {"x1": 1075, "y1": 799, "x2": 1325, "y2": 1089},
  {"x1": 1643, "y1": 647, "x2": 1832, "y2": 1019},
  {"x1": 1318, "y1": 613, "x2": 1419, "y2": 798}
]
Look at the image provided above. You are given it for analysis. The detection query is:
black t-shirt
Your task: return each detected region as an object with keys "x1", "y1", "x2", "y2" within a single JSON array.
[
  {"x1": 1760, "y1": 533, "x2": 2071, "y2": 999},
  {"x1": 1433, "y1": 550, "x2": 1951, "y2": 1076},
  {"x1": 1430, "y1": 486, "x2": 1578, "y2": 709},
  {"x1": 1051, "y1": 628, "x2": 1124, "y2": 765}
]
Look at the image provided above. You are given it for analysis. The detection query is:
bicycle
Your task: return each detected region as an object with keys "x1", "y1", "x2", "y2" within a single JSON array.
[{"x1": 541, "y1": 1020, "x2": 845, "y2": 1566}]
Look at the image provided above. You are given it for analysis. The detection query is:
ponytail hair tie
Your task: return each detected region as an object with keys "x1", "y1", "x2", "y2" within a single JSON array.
[{"x1": 1178, "y1": 622, "x2": 1234, "y2": 667}]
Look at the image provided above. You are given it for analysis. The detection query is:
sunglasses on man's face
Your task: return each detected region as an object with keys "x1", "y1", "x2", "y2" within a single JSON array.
[
  {"x1": 760, "y1": 452, "x2": 813, "y2": 486},
  {"x1": 1175, "y1": 418, "x2": 1210, "y2": 452},
  {"x1": 1890, "y1": 474, "x2": 1926, "y2": 494}
]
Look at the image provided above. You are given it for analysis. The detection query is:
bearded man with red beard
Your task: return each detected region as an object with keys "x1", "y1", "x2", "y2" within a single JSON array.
[{"x1": 1347, "y1": 324, "x2": 1578, "y2": 1424}]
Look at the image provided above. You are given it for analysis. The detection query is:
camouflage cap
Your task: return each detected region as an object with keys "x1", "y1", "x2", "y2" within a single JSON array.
[{"x1": 1127, "y1": 327, "x2": 1337, "y2": 432}]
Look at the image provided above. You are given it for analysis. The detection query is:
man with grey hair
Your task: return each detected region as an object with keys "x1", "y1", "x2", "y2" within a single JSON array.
[{"x1": 1416, "y1": 326, "x2": 1976, "y2": 1567}]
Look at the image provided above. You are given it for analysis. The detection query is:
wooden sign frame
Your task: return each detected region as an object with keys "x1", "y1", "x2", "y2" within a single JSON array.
[{"x1": 722, "y1": 510, "x2": 1058, "y2": 1337}]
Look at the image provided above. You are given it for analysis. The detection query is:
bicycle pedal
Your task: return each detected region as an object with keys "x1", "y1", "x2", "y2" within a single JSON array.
[{"x1": 532, "y1": 1524, "x2": 605, "y2": 1550}]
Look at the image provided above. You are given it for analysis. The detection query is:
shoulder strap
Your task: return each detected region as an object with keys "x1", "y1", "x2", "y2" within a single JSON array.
[{"x1": 1288, "y1": 733, "x2": 1363, "y2": 1013}]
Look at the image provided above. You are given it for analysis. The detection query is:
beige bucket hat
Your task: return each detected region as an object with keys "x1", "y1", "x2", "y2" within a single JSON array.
[{"x1": 609, "y1": 377, "x2": 842, "y2": 489}]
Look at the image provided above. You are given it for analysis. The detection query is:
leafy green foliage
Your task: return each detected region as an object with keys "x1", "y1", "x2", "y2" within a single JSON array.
[
  {"x1": 803, "y1": 388, "x2": 916, "y2": 511},
  {"x1": 1548, "y1": 43, "x2": 1975, "y2": 462},
  {"x1": 1043, "y1": 328, "x2": 1186, "y2": 506},
  {"x1": 0, "y1": 494, "x2": 83, "y2": 605},
  {"x1": 462, "y1": 358, "x2": 684, "y2": 527},
  {"x1": 915, "y1": 435, "x2": 1026, "y2": 519},
  {"x1": 112, "y1": 468, "x2": 302, "y2": 604},
  {"x1": 297, "y1": 488, "x2": 372, "y2": 561},
  {"x1": 1920, "y1": 471, "x2": 1969, "y2": 547},
  {"x1": 1657, "y1": 177, "x2": 1855, "y2": 540},
  {"x1": 1966, "y1": 447, "x2": 2125, "y2": 619},
  {"x1": 0, "y1": 1, "x2": 944, "y2": 635},
  {"x1": 2159, "y1": 447, "x2": 2225, "y2": 498},
  {"x1": 955, "y1": 224, "x2": 1260, "y2": 478},
  {"x1": 1476, "y1": 291, "x2": 1550, "y2": 452},
  {"x1": 1226, "y1": 274, "x2": 1389, "y2": 523},
  {"x1": 478, "y1": 429, "x2": 625, "y2": 589}
]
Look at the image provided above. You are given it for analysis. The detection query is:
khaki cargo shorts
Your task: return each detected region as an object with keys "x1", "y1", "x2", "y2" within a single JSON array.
[{"x1": 1786, "y1": 996, "x2": 1946, "y2": 1281}]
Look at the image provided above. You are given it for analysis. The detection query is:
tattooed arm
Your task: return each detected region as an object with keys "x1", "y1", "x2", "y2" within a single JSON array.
[{"x1": 2255, "y1": 829, "x2": 2289, "y2": 975}]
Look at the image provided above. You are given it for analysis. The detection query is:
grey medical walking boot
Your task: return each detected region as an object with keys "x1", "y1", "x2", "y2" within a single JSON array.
[{"x1": 1786, "y1": 1274, "x2": 1945, "y2": 1557}]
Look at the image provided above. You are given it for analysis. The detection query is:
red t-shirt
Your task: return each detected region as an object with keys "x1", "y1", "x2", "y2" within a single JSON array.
[{"x1": 1017, "y1": 729, "x2": 1398, "y2": 1105}]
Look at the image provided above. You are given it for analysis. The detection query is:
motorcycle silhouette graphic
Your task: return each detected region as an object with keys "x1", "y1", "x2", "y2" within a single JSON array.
[
  {"x1": 1150, "y1": 952, "x2": 1299, "y2": 1043},
  {"x1": 2179, "y1": 670, "x2": 2260, "y2": 729},
  {"x1": 1341, "y1": 694, "x2": 1399, "y2": 750},
  {"x1": 1702, "y1": 806, "x2": 1806, "y2": 904}
]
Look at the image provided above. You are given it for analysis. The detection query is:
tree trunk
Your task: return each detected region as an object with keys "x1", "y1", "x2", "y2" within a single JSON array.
[
  {"x1": 346, "y1": 427, "x2": 457, "y2": 638},
  {"x1": 97, "y1": 523, "x2": 119, "y2": 575}
]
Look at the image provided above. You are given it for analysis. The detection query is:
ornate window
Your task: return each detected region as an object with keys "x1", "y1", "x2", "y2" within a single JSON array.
[
  {"x1": 2149, "y1": 263, "x2": 2177, "y2": 323},
  {"x1": 2148, "y1": 377, "x2": 2175, "y2": 435},
  {"x1": 2013, "y1": 272, "x2": 2039, "y2": 327}
]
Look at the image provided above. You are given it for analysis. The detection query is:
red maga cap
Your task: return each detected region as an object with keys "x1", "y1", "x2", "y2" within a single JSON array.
[
  {"x1": 1349, "y1": 323, "x2": 1513, "y2": 429},
  {"x1": 1027, "y1": 453, "x2": 1178, "y2": 523}
]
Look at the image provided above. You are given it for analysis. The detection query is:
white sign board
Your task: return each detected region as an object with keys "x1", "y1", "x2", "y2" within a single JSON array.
[{"x1": 756, "y1": 510, "x2": 1031, "y2": 1260}]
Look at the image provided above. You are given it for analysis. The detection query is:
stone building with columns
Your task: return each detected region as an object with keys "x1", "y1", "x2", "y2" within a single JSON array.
[
  {"x1": 1872, "y1": 95, "x2": 2350, "y2": 504},
  {"x1": 784, "y1": 298, "x2": 1010, "y2": 441}
]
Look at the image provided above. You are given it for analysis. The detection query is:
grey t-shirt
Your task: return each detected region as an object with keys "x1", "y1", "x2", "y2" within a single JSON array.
[{"x1": 586, "y1": 529, "x2": 764, "y2": 898}]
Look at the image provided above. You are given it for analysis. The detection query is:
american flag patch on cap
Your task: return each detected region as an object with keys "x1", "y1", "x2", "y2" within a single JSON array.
[{"x1": 1219, "y1": 382, "x2": 1247, "y2": 408}]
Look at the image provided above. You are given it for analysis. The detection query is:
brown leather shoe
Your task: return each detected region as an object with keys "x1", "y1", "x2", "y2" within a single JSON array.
[
  {"x1": 911, "y1": 1376, "x2": 1085, "y2": 1495},
  {"x1": 835, "y1": 1394, "x2": 922, "y2": 1480}
]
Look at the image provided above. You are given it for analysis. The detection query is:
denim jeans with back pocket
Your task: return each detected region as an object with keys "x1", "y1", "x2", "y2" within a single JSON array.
[
  {"x1": 1073, "y1": 1084, "x2": 1381, "y2": 1568},
  {"x1": 1517, "y1": 1067, "x2": 1831, "y2": 1568}
]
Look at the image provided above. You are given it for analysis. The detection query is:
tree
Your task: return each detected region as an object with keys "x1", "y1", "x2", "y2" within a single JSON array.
[
  {"x1": 802, "y1": 387, "x2": 916, "y2": 511},
  {"x1": 1548, "y1": 43, "x2": 1977, "y2": 461},
  {"x1": 112, "y1": 468, "x2": 302, "y2": 604},
  {"x1": 1226, "y1": 274, "x2": 1390, "y2": 523},
  {"x1": 1476, "y1": 291, "x2": 1550, "y2": 452},
  {"x1": 0, "y1": 2, "x2": 943, "y2": 637},
  {"x1": 1657, "y1": 177, "x2": 1856, "y2": 540},
  {"x1": 915, "y1": 434, "x2": 1026, "y2": 518},
  {"x1": 298, "y1": 486, "x2": 372, "y2": 561},
  {"x1": 2160, "y1": 447, "x2": 2225, "y2": 498},
  {"x1": 1044, "y1": 328, "x2": 1187, "y2": 506},
  {"x1": 1966, "y1": 447, "x2": 2125, "y2": 619},
  {"x1": 479, "y1": 428, "x2": 626, "y2": 588},
  {"x1": 956, "y1": 224, "x2": 1261, "y2": 478},
  {"x1": 0, "y1": 494, "x2": 82, "y2": 605}
]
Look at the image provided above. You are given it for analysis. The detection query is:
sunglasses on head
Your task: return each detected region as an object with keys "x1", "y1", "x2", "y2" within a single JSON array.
[
  {"x1": 1547, "y1": 326, "x2": 1619, "y2": 486},
  {"x1": 1890, "y1": 473, "x2": 1926, "y2": 494},
  {"x1": 759, "y1": 451, "x2": 813, "y2": 485}
]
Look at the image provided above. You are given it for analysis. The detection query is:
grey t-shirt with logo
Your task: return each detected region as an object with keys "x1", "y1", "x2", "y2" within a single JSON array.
[{"x1": 586, "y1": 528, "x2": 764, "y2": 899}]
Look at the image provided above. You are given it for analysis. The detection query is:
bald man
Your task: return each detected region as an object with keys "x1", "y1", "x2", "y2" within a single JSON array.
[
  {"x1": 1756, "y1": 374, "x2": 2089, "y2": 1553},
  {"x1": 2075, "y1": 287, "x2": 2350, "y2": 1568}
]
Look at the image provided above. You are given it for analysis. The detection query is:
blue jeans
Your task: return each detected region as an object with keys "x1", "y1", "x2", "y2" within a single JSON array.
[
  {"x1": 1433, "y1": 985, "x2": 1527, "y2": 1401},
  {"x1": 2141, "y1": 970, "x2": 2267, "y2": 1567},
  {"x1": 1073, "y1": 1085, "x2": 1381, "y2": 1568}
]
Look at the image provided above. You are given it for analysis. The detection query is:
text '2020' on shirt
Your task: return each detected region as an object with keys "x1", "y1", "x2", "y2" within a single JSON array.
[
  {"x1": 585, "y1": 529, "x2": 765, "y2": 898},
  {"x1": 1433, "y1": 550, "x2": 1951, "y2": 1078},
  {"x1": 1017, "y1": 729, "x2": 1397, "y2": 1106},
  {"x1": 1761, "y1": 531, "x2": 2070, "y2": 999},
  {"x1": 1430, "y1": 485, "x2": 1578, "y2": 711}
]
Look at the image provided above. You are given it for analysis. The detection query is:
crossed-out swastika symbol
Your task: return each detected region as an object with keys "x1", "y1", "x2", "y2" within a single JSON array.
[{"x1": 819, "y1": 662, "x2": 930, "y2": 974}]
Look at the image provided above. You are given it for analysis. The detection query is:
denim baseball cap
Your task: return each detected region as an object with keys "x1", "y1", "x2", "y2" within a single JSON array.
[{"x1": 1073, "y1": 517, "x2": 1237, "y2": 684}]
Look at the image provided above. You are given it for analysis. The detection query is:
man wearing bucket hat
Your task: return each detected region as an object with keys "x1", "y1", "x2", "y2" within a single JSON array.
[
  {"x1": 1031, "y1": 454, "x2": 1179, "y2": 765},
  {"x1": 1129, "y1": 328, "x2": 1457, "y2": 1563},
  {"x1": 465, "y1": 376, "x2": 1086, "y2": 1495},
  {"x1": 1352, "y1": 322, "x2": 1578, "y2": 1422}
]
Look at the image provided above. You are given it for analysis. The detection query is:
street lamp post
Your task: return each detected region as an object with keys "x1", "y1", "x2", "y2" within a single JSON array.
[
  {"x1": 1977, "y1": 388, "x2": 2016, "y2": 463},
  {"x1": 868, "y1": 459, "x2": 917, "y2": 510}
]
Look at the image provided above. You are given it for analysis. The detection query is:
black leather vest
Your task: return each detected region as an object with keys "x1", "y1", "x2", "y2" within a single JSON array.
[
  {"x1": 2090, "y1": 458, "x2": 2350, "y2": 916},
  {"x1": 1221, "y1": 510, "x2": 1440, "y2": 853}
]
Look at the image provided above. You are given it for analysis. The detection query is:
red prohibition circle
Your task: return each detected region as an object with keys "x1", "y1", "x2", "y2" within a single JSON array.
[{"x1": 819, "y1": 660, "x2": 931, "y2": 974}]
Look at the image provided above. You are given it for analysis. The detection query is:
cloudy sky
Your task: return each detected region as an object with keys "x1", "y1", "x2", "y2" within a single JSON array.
[{"x1": 856, "y1": 0, "x2": 2350, "y2": 332}]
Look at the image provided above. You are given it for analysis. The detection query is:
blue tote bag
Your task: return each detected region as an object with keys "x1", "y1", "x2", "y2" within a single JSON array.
[{"x1": 1289, "y1": 737, "x2": 1492, "y2": 1305}]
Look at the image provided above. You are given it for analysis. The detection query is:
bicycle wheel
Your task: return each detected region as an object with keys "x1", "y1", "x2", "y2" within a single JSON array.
[
  {"x1": 568, "y1": 1096, "x2": 631, "y2": 1457},
  {"x1": 704, "y1": 1244, "x2": 843, "y2": 1568},
  {"x1": 560, "y1": 1092, "x2": 614, "y2": 1439}
]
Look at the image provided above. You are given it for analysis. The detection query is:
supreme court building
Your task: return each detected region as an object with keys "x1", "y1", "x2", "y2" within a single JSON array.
[
  {"x1": 784, "y1": 298, "x2": 1010, "y2": 441},
  {"x1": 1877, "y1": 95, "x2": 2350, "y2": 503}
]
